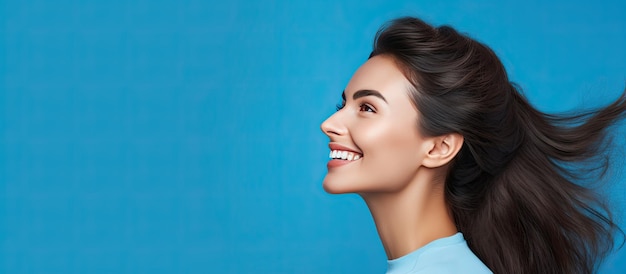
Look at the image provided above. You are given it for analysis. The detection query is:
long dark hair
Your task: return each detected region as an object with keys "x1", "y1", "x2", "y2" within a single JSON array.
[{"x1": 369, "y1": 17, "x2": 625, "y2": 273}]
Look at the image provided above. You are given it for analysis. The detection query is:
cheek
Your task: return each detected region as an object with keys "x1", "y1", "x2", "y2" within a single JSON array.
[
  {"x1": 359, "y1": 119, "x2": 422, "y2": 159},
  {"x1": 355, "y1": 122, "x2": 425, "y2": 189}
]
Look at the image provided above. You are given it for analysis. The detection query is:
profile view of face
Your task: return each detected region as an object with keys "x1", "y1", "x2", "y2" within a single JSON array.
[{"x1": 321, "y1": 55, "x2": 431, "y2": 194}]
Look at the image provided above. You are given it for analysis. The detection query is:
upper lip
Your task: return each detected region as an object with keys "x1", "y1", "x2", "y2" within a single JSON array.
[{"x1": 328, "y1": 143, "x2": 363, "y2": 155}]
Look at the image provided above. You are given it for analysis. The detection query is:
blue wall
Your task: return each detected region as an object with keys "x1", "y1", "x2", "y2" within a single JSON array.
[{"x1": 2, "y1": 0, "x2": 625, "y2": 273}]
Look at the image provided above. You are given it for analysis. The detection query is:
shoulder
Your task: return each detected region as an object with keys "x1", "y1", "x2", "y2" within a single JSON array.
[
  {"x1": 387, "y1": 233, "x2": 492, "y2": 274},
  {"x1": 412, "y1": 240, "x2": 492, "y2": 274}
]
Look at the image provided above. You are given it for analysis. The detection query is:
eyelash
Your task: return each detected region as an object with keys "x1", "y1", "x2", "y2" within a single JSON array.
[
  {"x1": 336, "y1": 101, "x2": 345, "y2": 111},
  {"x1": 359, "y1": 104, "x2": 375, "y2": 112},
  {"x1": 335, "y1": 101, "x2": 376, "y2": 113}
]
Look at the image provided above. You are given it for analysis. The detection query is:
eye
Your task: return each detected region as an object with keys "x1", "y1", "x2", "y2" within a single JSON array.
[{"x1": 359, "y1": 103, "x2": 376, "y2": 113}]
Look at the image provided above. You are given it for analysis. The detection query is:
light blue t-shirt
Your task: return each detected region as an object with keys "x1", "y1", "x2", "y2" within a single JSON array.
[{"x1": 386, "y1": 232, "x2": 492, "y2": 274}]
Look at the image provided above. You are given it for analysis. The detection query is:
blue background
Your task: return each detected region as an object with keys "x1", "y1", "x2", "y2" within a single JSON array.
[{"x1": 2, "y1": 0, "x2": 625, "y2": 273}]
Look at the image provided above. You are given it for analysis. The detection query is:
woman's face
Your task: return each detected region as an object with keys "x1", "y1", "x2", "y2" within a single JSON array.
[{"x1": 321, "y1": 55, "x2": 431, "y2": 194}]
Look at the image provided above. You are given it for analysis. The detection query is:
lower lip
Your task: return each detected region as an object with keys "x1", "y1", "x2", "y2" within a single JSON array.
[{"x1": 326, "y1": 159, "x2": 360, "y2": 169}]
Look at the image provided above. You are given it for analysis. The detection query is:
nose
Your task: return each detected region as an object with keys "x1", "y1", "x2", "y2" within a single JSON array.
[{"x1": 321, "y1": 111, "x2": 347, "y2": 137}]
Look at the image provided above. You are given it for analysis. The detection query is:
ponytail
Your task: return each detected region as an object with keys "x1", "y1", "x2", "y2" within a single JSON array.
[{"x1": 371, "y1": 17, "x2": 626, "y2": 273}]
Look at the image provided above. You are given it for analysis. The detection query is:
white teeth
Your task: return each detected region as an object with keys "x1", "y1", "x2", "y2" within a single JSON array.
[{"x1": 328, "y1": 150, "x2": 362, "y2": 161}]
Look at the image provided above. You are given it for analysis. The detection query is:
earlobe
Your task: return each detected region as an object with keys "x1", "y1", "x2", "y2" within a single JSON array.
[{"x1": 422, "y1": 133, "x2": 464, "y2": 168}]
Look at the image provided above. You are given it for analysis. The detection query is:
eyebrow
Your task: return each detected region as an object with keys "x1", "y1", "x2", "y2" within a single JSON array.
[{"x1": 342, "y1": 89, "x2": 388, "y2": 103}]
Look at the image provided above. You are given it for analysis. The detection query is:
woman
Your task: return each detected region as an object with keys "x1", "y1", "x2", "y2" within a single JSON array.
[{"x1": 321, "y1": 17, "x2": 625, "y2": 274}]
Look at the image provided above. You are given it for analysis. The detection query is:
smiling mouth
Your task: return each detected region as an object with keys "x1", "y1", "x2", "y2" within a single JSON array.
[{"x1": 329, "y1": 150, "x2": 363, "y2": 161}]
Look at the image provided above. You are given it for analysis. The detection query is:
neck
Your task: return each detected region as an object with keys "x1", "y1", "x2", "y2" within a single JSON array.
[{"x1": 360, "y1": 171, "x2": 457, "y2": 260}]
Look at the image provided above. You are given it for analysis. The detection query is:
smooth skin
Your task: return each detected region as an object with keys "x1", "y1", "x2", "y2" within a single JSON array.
[{"x1": 321, "y1": 55, "x2": 465, "y2": 260}]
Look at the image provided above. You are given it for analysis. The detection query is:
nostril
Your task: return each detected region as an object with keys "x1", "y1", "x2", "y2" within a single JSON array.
[
  {"x1": 321, "y1": 122, "x2": 347, "y2": 136},
  {"x1": 321, "y1": 112, "x2": 348, "y2": 136},
  {"x1": 321, "y1": 123, "x2": 343, "y2": 136}
]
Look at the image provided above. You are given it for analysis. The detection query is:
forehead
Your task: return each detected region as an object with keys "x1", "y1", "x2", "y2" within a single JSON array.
[{"x1": 345, "y1": 55, "x2": 412, "y2": 98}]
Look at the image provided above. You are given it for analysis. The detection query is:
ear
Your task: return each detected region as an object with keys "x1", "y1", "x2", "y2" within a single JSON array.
[{"x1": 421, "y1": 133, "x2": 464, "y2": 168}]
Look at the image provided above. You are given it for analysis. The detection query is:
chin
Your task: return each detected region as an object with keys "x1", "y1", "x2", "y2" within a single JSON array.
[
  {"x1": 322, "y1": 178, "x2": 355, "y2": 194},
  {"x1": 322, "y1": 181, "x2": 345, "y2": 194},
  {"x1": 322, "y1": 176, "x2": 371, "y2": 194}
]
